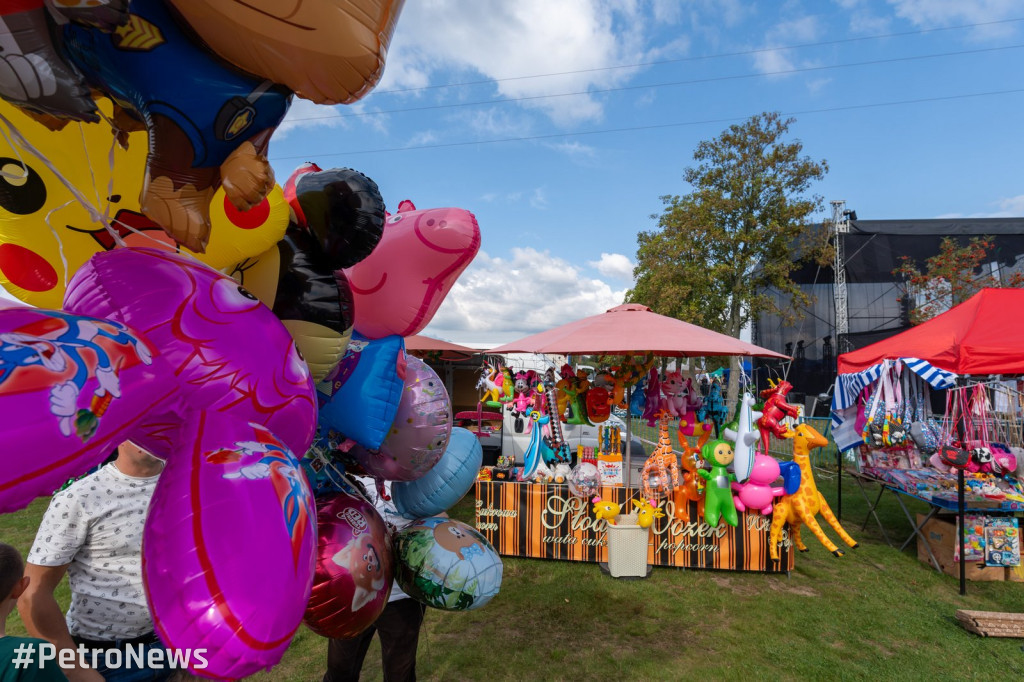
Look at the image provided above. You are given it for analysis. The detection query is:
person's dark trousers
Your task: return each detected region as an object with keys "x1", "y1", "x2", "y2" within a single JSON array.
[{"x1": 324, "y1": 598, "x2": 427, "y2": 682}]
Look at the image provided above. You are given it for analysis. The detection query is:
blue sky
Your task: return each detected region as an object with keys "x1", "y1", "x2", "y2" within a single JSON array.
[{"x1": 46, "y1": 0, "x2": 1024, "y2": 348}]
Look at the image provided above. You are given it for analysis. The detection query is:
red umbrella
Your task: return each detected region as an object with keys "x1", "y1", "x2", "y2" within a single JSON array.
[
  {"x1": 488, "y1": 304, "x2": 788, "y2": 358},
  {"x1": 405, "y1": 334, "x2": 480, "y2": 361}
]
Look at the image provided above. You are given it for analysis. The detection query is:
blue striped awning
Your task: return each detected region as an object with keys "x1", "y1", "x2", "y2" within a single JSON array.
[{"x1": 830, "y1": 358, "x2": 957, "y2": 451}]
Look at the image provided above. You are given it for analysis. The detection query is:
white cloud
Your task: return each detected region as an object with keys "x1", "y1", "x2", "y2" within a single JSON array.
[
  {"x1": 588, "y1": 252, "x2": 635, "y2": 280},
  {"x1": 886, "y1": 0, "x2": 1021, "y2": 39},
  {"x1": 275, "y1": 99, "x2": 350, "y2": 138},
  {"x1": 380, "y1": 0, "x2": 667, "y2": 124},
  {"x1": 545, "y1": 140, "x2": 598, "y2": 159},
  {"x1": 529, "y1": 187, "x2": 548, "y2": 210},
  {"x1": 935, "y1": 195, "x2": 1024, "y2": 218},
  {"x1": 752, "y1": 16, "x2": 822, "y2": 75},
  {"x1": 422, "y1": 247, "x2": 625, "y2": 345}
]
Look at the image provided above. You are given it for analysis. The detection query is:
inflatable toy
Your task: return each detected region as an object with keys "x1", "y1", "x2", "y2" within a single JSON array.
[
  {"x1": 317, "y1": 333, "x2": 406, "y2": 452},
  {"x1": 698, "y1": 439, "x2": 738, "y2": 528},
  {"x1": 732, "y1": 454, "x2": 785, "y2": 515},
  {"x1": 641, "y1": 413, "x2": 679, "y2": 502},
  {"x1": 394, "y1": 517, "x2": 503, "y2": 611},
  {"x1": 392, "y1": 427, "x2": 482, "y2": 519},
  {"x1": 629, "y1": 375, "x2": 647, "y2": 416},
  {"x1": 723, "y1": 393, "x2": 762, "y2": 484},
  {"x1": 304, "y1": 491, "x2": 393, "y2": 639},
  {"x1": 591, "y1": 497, "x2": 621, "y2": 525},
  {"x1": 633, "y1": 498, "x2": 665, "y2": 529},
  {"x1": 144, "y1": 413, "x2": 316, "y2": 680},
  {"x1": 697, "y1": 379, "x2": 729, "y2": 435},
  {"x1": 770, "y1": 423, "x2": 858, "y2": 561},
  {"x1": 554, "y1": 364, "x2": 575, "y2": 421},
  {"x1": 641, "y1": 368, "x2": 663, "y2": 426},
  {"x1": 346, "y1": 355, "x2": 451, "y2": 482},
  {"x1": 567, "y1": 462, "x2": 601, "y2": 499},
  {"x1": 517, "y1": 409, "x2": 556, "y2": 482},
  {"x1": 661, "y1": 370, "x2": 689, "y2": 417},
  {"x1": 345, "y1": 200, "x2": 481, "y2": 338},
  {"x1": 0, "y1": 98, "x2": 290, "y2": 308},
  {"x1": 757, "y1": 379, "x2": 801, "y2": 455},
  {"x1": 673, "y1": 437, "x2": 707, "y2": 523},
  {"x1": 476, "y1": 360, "x2": 508, "y2": 407},
  {"x1": 585, "y1": 383, "x2": 612, "y2": 423}
]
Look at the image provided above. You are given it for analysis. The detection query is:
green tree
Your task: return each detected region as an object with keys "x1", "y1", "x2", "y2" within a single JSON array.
[
  {"x1": 628, "y1": 112, "x2": 829, "y2": 403},
  {"x1": 893, "y1": 236, "x2": 1024, "y2": 324}
]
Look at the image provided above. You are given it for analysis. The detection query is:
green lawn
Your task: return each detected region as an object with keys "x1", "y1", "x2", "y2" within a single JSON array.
[{"x1": 3, "y1": 474, "x2": 1023, "y2": 681}]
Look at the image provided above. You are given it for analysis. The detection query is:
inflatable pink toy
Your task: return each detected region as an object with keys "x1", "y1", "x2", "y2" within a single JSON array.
[
  {"x1": 348, "y1": 356, "x2": 452, "y2": 481},
  {"x1": 344, "y1": 200, "x2": 480, "y2": 339},
  {"x1": 304, "y1": 491, "x2": 393, "y2": 639},
  {"x1": 144, "y1": 413, "x2": 315, "y2": 679},
  {"x1": 0, "y1": 308, "x2": 162, "y2": 512},
  {"x1": 731, "y1": 454, "x2": 785, "y2": 515},
  {"x1": 661, "y1": 370, "x2": 688, "y2": 418}
]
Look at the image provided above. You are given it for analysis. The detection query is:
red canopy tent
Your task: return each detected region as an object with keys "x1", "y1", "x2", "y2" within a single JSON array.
[{"x1": 837, "y1": 288, "x2": 1024, "y2": 376}]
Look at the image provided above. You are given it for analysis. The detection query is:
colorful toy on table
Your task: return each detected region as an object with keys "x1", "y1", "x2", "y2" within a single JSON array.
[
  {"x1": 568, "y1": 461, "x2": 601, "y2": 498},
  {"x1": 732, "y1": 454, "x2": 786, "y2": 515},
  {"x1": 984, "y1": 517, "x2": 1020, "y2": 567},
  {"x1": 592, "y1": 497, "x2": 621, "y2": 525},
  {"x1": 673, "y1": 435, "x2": 708, "y2": 523},
  {"x1": 661, "y1": 370, "x2": 690, "y2": 418},
  {"x1": 641, "y1": 412, "x2": 680, "y2": 501},
  {"x1": 697, "y1": 440, "x2": 739, "y2": 528},
  {"x1": 723, "y1": 393, "x2": 762, "y2": 484},
  {"x1": 769, "y1": 423, "x2": 858, "y2": 561},
  {"x1": 552, "y1": 462, "x2": 571, "y2": 484},
  {"x1": 596, "y1": 425, "x2": 623, "y2": 487},
  {"x1": 756, "y1": 379, "x2": 801, "y2": 456},
  {"x1": 957, "y1": 515, "x2": 987, "y2": 562},
  {"x1": 641, "y1": 367, "x2": 664, "y2": 427},
  {"x1": 634, "y1": 498, "x2": 665, "y2": 529}
]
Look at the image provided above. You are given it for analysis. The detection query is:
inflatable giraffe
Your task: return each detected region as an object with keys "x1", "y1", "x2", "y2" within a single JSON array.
[{"x1": 769, "y1": 422, "x2": 858, "y2": 561}]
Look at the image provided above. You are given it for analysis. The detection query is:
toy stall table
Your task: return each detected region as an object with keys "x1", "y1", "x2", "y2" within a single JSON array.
[{"x1": 473, "y1": 479, "x2": 795, "y2": 573}]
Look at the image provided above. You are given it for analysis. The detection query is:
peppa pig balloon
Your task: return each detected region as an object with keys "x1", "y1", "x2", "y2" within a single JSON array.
[
  {"x1": 344, "y1": 201, "x2": 481, "y2": 339},
  {"x1": 349, "y1": 356, "x2": 452, "y2": 481},
  {"x1": 304, "y1": 491, "x2": 393, "y2": 639},
  {"x1": 144, "y1": 413, "x2": 316, "y2": 680}
]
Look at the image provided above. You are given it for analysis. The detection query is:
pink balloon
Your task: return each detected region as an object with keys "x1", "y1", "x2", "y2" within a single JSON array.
[
  {"x1": 349, "y1": 356, "x2": 452, "y2": 481},
  {"x1": 304, "y1": 491, "x2": 393, "y2": 639},
  {"x1": 144, "y1": 412, "x2": 316, "y2": 680},
  {"x1": 0, "y1": 308, "x2": 164, "y2": 512},
  {"x1": 64, "y1": 247, "x2": 316, "y2": 458},
  {"x1": 344, "y1": 201, "x2": 480, "y2": 339}
]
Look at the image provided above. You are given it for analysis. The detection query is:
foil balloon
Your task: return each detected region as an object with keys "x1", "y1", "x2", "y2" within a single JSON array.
[
  {"x1": 0, "y1": 98, "x2": 289, "y2": 308},
  {"x1": 344, "y1": 200, "x2": 481, "y2": 339},
  {"x1": 394, "y1": 517, "x2": 502, "y2": 611},
  {"x1": 567, "y1": 462, "x2": 601, "y2": 499},
  {"x1": 144, "y1": 412, "x2": 316, "y2": 680},
  {"x1": 166, "y1": 0, "x2": 406, "y2": 105},
  {"x1": 349, "y1": 356, "x2": 452, "y2": 481},
  {"x1": 59, "y1": 0, "x2": 292, "y2": 253},
  {"x1": 304, "y1": 491, "x2": 393, "y2": 639},
  {"x1": 64, "y1": 247, "x2": 316, "y2": 459},
  {"x1": 391, "y1": 427, "x2": 482, "y2": 519},
  {"x1": 283, "y1": 163, "x2": 386, "y2": 269},
  {"x1": 0, "y1": 307, "x2": 161, "y2": 512}
]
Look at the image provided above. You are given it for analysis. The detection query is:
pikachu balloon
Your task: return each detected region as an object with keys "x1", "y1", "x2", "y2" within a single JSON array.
[{"x1": 0, "y1": 100, "x2": 288, "y2": 308}]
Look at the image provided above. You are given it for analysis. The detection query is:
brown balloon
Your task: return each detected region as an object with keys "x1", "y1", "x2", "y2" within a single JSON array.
[{"x1": 167, "y1": 0, "x2": 407, "y2": 105}]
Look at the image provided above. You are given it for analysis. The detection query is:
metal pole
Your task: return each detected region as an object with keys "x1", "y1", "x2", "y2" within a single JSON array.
[
  {"x1": 958, "y1": 468, "x2": 966, "y2": 596},
  {"x1": 625, "y1": 384, "x2": 633, "y2": 489},
  {"x1": 837, "y1": 444, "x2": 843, "y2": 521}
]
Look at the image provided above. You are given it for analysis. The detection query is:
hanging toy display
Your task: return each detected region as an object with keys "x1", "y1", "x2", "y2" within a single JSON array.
[
  {"x1": 756, "y1": 378, "x2": 801, "y2": 456},
  {"x1": 641, "y1": 368, "x2": 664, "y2": 427},
  {"x1": 724, "y1": 393, "x2": 763, "y2": 484},
  {"x1": 697, "y1": 379, "x2": 730, "y2": 437},
  {"x1": 673, "y1": 437, "x2": 707, "y2": 523},
  {"x1": 660, "y1": 370, "x2": 689, "y2": 418},
  {"x1": 641, "y1": 412, "x2": 679, "y2": 501}
]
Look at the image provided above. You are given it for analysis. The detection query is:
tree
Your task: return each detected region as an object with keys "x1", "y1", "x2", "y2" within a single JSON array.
[
  {"x1": 892, "y1": 236, "x2": 1024, "y2": 324},
  {"x1": 627, "y1": 112, "x2": 829, "y2": 404}
]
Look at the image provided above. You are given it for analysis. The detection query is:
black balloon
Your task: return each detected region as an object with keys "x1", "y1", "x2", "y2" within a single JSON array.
[{"x1": 273, "y1": 224, "x2": 355, "y2": 335}]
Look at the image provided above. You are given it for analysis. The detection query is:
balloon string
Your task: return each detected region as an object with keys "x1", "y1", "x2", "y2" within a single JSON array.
[{"x1": 44, "y1": 199, "x2": 74, "y2": 297}]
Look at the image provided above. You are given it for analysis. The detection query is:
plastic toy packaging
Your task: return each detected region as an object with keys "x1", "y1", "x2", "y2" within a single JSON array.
[
  {"x1": 955, "y1": 515, "x2": 986, "y2": 562},
  {"x1": 984, "y1": 517, "x2": 1020, "y2": 567}
]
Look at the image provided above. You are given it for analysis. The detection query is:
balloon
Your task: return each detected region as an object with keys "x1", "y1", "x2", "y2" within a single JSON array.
[
  {"x1": 394, "y1": 517, "x2": 503, "y2": 611},
  {"x1": 344, "y1": 200, "x2": 481, "y2": 339},
  {"x1": 348, "y1": 356, "x2": 452, "y2": 481},
  {"x1": 59, "y1": 0, "x2": 292, "y2": 252},
  {"x1": 284, "y1": 163, "x2": 386, "y2": 269},
  {"x1": 166, "y1": 0, "x2": 406, "y2": 105},
  {"x1": 304, "y1": 491, "x2": 393, "y2": 639},
  {"x1": 0, "y1": 2, "x2": 101, "y2": 121},
  {"x1": 567, "y1": 462, "x2": 601, "y2": 499},
  {"x1": 64, "y1": 247, "x2": 316, "y2": 460},
  {"x1": 731, "y1": 454, "x2": 785, "y2": 516},
  {"x1": 0, "y1": 307, "x2": 160, "y2": 512},
  {"x1": 144, "y1": 412, "x2": 316, "y2": 680},
  {"x1": 317, "y1": 333, "x2": 406, "y2": 451},
  {"x1": 392, "y1": 427, "x2": 482, "y2": 519},
  {"x1": 0, "y1": 98, "x2": 289, "y2": 308}
]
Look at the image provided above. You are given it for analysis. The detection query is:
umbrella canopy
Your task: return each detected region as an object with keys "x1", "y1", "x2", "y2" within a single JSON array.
[
  {"x1": 837, "y1": 288, "x2": 1024, "y2": 376},
  {"x1": 488, "y1": 304, "x2": 788, "y2": 358},
  {"x1": 405, "y1": 334, "x2": 480, "y2": 361}
]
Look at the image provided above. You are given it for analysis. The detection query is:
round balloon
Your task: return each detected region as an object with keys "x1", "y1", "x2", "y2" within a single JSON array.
[
  {"x1": 349, "y1": 356, "x2": 452, "y2": 481},
  {"x1": 391, "y1": 427, "x2": 482, "y2": 519},
  {"x1": 304, "y1": 491, "x2": 393, "y2": 639},
  {"x1": 0, "y1": 98, "x2": 289, "y2": 308},
  {"x1": 394, "y1": 517, "x2": 502, "y2": 612},
  {"x1": 567, "y1": 462, "x2": 601, "y2": 499}
]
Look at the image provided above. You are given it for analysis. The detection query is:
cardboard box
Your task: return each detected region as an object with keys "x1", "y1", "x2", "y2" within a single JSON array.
[{"x1": 916, "y1": 514, "x2": 1005, "y2": 582}]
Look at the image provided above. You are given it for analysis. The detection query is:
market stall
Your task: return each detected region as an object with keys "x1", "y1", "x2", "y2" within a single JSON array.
[
  {"x1": 475, "y1": 304, "x2": 834, "y2": 575},
  {"x1": 831, "y1": 289, "x2": 1024, "y2": 592}
]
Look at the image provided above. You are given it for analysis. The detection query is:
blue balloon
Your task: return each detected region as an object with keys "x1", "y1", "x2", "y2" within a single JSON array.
[
  {"x1": 391, "y1": 427, "x2": 482, "y2": 519},
  {"x1": 317, "y1": 333, "x2": 405, "y2": 450}
]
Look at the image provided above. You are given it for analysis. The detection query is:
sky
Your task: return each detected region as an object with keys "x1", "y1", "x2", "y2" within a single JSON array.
[{"x1": 7, "y1": 1, "x2": 1020, "y2": 349}]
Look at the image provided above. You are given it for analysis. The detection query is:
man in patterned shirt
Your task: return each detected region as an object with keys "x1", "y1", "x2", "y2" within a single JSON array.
[{"x1": 18, "y1": 441, "x2": 170, "y2": 682}]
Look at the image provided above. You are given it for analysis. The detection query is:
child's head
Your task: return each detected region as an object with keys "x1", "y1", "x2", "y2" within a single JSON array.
[{"x1": 0, "y1": 543, "x2": 28, "y2": 603}]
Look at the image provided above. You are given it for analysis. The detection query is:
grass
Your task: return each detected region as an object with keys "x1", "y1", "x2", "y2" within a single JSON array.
[{"x1": 3, "y1": 474, "x2": 1023, "y2": 681}]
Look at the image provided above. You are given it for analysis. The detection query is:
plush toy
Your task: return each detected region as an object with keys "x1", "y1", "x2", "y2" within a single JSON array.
[
  {"x1": 697, "y1": 440, "x2": 738, "y2": 528},
  {"x1": 731, "y1": 454, "x2": 785, "y2": 515}
]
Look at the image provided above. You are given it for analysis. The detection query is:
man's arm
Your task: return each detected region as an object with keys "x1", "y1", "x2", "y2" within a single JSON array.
[{"x1": 18, "y1": 563, "x2": 102, "y2": 682}]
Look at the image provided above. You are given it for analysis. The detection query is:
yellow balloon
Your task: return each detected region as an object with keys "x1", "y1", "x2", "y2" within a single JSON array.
[{"x1": 0, "y1": 99, "x2": 288, "y2": 308}]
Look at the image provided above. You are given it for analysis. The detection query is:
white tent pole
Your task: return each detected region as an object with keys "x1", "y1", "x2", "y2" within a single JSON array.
[{"x1": 625, "y1": 384, "x2": 633, "y2": 489}]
